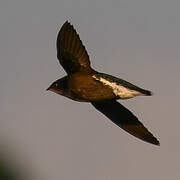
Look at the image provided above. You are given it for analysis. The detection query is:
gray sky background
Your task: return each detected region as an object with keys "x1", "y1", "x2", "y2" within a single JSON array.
[{"x1": 1, "y1": 0, "x2": 180, "y2": 179}]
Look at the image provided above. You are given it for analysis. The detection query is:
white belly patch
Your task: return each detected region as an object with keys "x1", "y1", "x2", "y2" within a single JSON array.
[{"x1": 92, "y1": 75, "x2": 142, "y2": 99}]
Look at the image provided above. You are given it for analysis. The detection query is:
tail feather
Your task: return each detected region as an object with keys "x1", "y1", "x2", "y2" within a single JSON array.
[
  {"x1": 94, "y1": 73, "x2": 153, "y2": 97},
  {"x1": 140, "y1": 89, "x2": 153, "y2": 96}
]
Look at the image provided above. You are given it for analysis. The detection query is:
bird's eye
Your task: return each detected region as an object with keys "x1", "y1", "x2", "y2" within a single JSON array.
[{"x1": 55, "y1": 83, "x2": 58, "y2": 87}]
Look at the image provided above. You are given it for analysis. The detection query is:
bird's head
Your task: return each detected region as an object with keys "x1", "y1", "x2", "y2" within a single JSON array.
[{"x1": 46, "y1": 76, "x2": 68, "y2": 95}]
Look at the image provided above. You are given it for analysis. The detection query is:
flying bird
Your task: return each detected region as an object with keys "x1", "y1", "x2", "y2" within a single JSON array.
[{"x1": 47, "y1": 21, "x2": 160, "y2": 146}]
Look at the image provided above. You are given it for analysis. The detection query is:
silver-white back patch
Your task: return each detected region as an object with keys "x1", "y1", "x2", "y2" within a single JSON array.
[{"x1": 92, "y1": 75, "x2": 142, "y2": 99}]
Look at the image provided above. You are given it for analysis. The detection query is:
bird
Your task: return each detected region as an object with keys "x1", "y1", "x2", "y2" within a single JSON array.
[{"x1": 47, "y1": 21, "x2": 160, "y2": 146}]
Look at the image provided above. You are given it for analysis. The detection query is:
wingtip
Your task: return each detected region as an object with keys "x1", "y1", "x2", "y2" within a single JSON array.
[
  {"x1": 64, "y1": 20, "x2": 71, "y2": 26},
  {"x1": 65, "y1": 20, "x2": 69, "y2": 24}
]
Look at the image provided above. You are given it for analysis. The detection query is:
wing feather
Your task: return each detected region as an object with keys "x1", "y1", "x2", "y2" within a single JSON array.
[
  {"x1": 57, "y1": 21, "x2": 92, "y2": 74},
  {"x1": 92, "y1": 100, "x2": 160, "y2": 145}
]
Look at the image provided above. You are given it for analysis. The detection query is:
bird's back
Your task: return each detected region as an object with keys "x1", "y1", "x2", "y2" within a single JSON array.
[
  {"x1": 68, "y1": 72, "x2": 116, "y2": 102},
  {"x1": 92, "y1": 73, "x2": 152, "y2": 99}
]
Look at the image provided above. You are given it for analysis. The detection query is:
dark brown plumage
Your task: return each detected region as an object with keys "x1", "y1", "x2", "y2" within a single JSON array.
[{"x1": 47, "y1": 21, "x2": 160, "y2": 146}]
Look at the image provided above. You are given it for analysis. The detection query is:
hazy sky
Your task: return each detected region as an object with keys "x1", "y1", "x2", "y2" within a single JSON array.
[{"x1": 1, "y1": 0, "x2": 180, "y2": 179}]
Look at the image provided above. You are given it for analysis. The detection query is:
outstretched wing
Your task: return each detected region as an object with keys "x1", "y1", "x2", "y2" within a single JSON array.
[
  {"x1": 92, "y1": 100, "x2": 160, "y2": 145},
  {"x1": 57, "y1": 21, "x2": 92, "y2": 74}
]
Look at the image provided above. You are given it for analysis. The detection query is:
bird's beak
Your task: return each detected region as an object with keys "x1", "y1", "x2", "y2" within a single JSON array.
[{"x1": 46, "y1": 87, "x2": 51, "y2": 91}]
